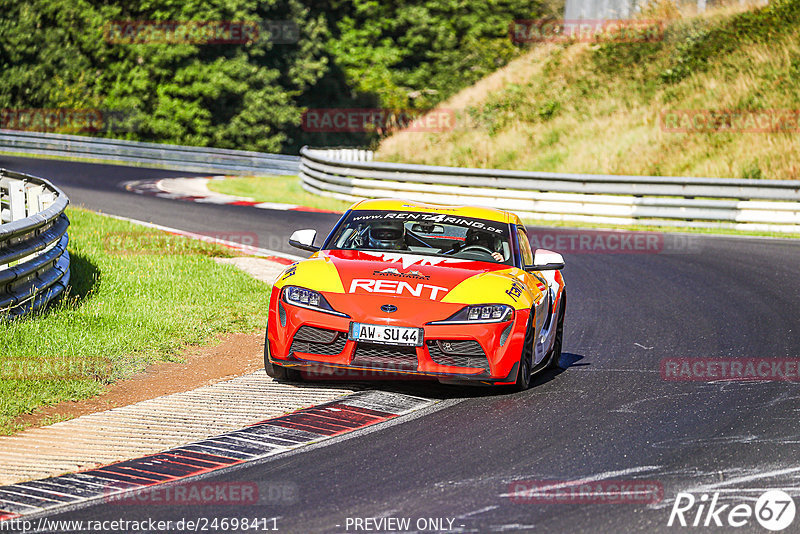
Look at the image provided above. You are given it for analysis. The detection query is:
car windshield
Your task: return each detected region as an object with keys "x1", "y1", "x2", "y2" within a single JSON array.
[{"x1": 326, "y1": 209, "x2": 513, "y2": 264}]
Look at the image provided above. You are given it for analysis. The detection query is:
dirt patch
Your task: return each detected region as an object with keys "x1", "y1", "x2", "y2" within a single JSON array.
[{"x1": 13, "y1": 331, "x2": 266, "y2": 431}]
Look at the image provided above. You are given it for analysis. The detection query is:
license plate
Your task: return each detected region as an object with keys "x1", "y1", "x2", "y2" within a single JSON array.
[{"x1": 349, "y1": 323, "x2": 423, "y2": 346}]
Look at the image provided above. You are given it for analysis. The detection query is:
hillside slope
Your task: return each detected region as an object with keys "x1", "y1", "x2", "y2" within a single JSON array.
[{"x1": 378, "y1": 0, "x2": 800, "y2": 180}]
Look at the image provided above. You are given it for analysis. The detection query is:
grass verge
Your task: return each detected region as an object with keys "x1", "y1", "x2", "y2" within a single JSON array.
[
  {"x1": 0, "y1": 207, "x2": 271, "y2": 435},
  {"x1": 378, "y1": 0, "x2": 800, "y2": 180},
  {"x1": 206, "y1": 175, "x2": 351, "y2": 212}
]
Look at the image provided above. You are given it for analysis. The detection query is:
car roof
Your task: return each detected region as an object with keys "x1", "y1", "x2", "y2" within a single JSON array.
[{"x1": 349, "y1": 198, "x2": 521, "y2": 225}]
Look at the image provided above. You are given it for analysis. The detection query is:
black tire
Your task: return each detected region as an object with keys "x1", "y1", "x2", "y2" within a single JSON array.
[
  {"x1": 547, "y1": 292, "x2": 566, "y2": 370},
  {"x1": 264, "y1": 338, "x2": 302, "y2": 382},
  {"x1": 512, "y1": 311, "x2": 535, "y2": 392}
]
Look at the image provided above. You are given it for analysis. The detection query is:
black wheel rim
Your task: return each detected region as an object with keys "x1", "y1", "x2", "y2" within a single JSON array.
[{"x1": 520, "y1": 322, "x2": 533, "y2": 387}]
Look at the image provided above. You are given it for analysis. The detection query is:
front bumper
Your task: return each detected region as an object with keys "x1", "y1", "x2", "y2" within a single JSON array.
[{"x1": 267, "y1": 291, "x2": 530, "y2": 385}]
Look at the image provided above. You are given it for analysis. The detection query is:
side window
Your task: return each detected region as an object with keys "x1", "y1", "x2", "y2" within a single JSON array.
[{"x1": 517, "y1": 228, "x2": 534, "y2": 266}]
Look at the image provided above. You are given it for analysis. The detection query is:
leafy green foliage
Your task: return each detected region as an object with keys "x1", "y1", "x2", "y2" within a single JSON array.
[
  {"x1": 740, "y1": 159, "x2": 763, "y2": 179},
  {"x1": 658, "y1": 0, "x2": 800, "y2": 84},
  {"x1": 324, "y1": 0, "x2": 546, "y2": 111},
  {"x1": 0, "y1": 0, "x2": 550, "y2": 151}
]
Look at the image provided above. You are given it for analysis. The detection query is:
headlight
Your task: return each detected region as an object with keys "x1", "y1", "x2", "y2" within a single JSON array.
[
  {"x1": 281, "y1": 286, "x2": 349, "y2": 317},
  {"x1": 428, "y1": 304, "x2": 513, "y2": 325}
]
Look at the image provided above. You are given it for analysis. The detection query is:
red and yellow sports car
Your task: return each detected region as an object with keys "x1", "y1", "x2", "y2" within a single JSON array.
[{"x1": 265, "y1": 199, "x2": 566, "y2": 390}]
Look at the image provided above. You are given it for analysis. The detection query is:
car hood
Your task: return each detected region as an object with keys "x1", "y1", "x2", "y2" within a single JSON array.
[{"x1": 274, "y1": 249, "x2": 539, "y2": 310}]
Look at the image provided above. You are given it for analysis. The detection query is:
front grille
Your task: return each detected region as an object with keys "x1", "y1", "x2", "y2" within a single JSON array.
[
  {"x1": 290, "y1": 326, "x2": 347, "y2": 356},
  {"x1": 499, "y1": 323, "x2": 513, "y2": 346},
  {"x1": 294, "y1": 325, "x2": 339, "y2": 344},
  {"x1": 278, "y1": 302, "x2": 287, "y2": 327},
  {"x1": 351, "y1": 343, "x2": 418, "y2": 371},
  {"x1": 426, "y1": 340, "x2": 490, "y2": 371}
]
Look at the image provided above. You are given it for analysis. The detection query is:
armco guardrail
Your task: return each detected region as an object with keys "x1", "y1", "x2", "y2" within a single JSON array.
[
  {"x1": 300, "y1": 147, "x2": 800, "y2": 232},
  {"x1": 0, "y1": 129, "x2": 300, "y2": 175},
  {"x1": 0, "y1": 169, "x2": 70, "y2": 318}
]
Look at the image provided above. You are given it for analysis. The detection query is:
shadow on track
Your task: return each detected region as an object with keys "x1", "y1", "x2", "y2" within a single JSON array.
[{"x1": 271, "y1": 351, "x2": 587, "y2": 401}]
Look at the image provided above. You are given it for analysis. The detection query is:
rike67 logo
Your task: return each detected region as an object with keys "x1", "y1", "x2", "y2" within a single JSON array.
[{"x1": 668, "y1": 490, "x2": 795, "y2": 531}]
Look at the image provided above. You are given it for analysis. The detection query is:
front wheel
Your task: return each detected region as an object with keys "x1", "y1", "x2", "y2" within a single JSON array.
[
  {"x1": 512, "y1": 312, "x2": 535, "y2": 392},
  {"x1": 547, "y1": 292, "x2": 566, "y2": 369},
  {"x1": 264, "y1": 339, "x2": 303, "y2": 382}
]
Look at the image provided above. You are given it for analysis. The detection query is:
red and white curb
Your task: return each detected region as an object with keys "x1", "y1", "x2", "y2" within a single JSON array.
[
  {"x1": 0, "y1": 391, "x2": 436, "y2": 521},
  {"x1": 122, "y1": 177, "x2": 341, "y2": 214}
]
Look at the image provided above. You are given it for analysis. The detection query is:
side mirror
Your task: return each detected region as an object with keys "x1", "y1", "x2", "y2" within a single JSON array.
[
  {"x1": 288, "y1": 229, "x2": 319, "y2": 252},
  {"x1": 525, "y1": 249, "x2": 565, "y2": 271}
]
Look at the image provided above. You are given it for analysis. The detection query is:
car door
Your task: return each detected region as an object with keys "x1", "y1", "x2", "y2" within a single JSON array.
[{"x1": 517, "y1": 227, "x2": 551, "y2": 364}]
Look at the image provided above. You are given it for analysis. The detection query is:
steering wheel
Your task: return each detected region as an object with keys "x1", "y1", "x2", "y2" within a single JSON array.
[{"x1": 457, "y1": 245, "x2": 494, "y2": 256}]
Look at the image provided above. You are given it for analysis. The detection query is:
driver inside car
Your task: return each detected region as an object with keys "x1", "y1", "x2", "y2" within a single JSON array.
[
  {"x1": 452, "y1": 228, "x2": 504, "y2": 262},
  {"x1": 367, "y1": 219, "x2": 408, "y2": 250}
]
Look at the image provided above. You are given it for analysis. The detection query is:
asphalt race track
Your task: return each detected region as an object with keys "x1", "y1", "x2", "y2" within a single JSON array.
[
  {"x1": 0, "y1": 155, "x2": 334, "y2": 258},
  {"x1": 4, "y1": 155, "x2": 800, "y2": 533}
]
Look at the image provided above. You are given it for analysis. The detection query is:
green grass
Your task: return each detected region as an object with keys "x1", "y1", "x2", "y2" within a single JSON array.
[
  {"x1": 0, "y1": 207, "x2": 271, "y2": 435},
  {"x1": 379, "y1": 0, "x2": 800, "y2": 180},
  {"x1": 207, "y1": 175, "x2": 351, "y2": 212}
]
